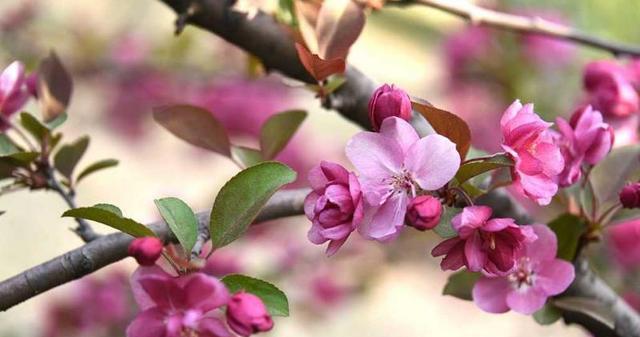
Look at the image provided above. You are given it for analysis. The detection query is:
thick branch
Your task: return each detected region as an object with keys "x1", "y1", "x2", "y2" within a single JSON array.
[
  {"x1": 0, "y1": 188, "x2": 308, "y2": 312},
  {"x1": 408, "y1": 0, "x2": 640, "y2": 57}
]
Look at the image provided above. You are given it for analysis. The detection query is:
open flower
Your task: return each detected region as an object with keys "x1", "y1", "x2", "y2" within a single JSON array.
[
  {"x1": 304, "y1": 161, "x2": 364, "y2": 256},
  {"x1": 345, "y1": 117, "x2": 460, "y2": 242},
  {"x1": 472, "y1": 224, "x2": 575, "y2": 314},
  {"x1": 500, "y1": 100, "x2": 564, "y2": 205},
  {"x1": 431, "y1": 206, "x2": 536, "y2": 275},
  {"x1": 127, "y1": 266, "x2": 232, "y2": 337}
]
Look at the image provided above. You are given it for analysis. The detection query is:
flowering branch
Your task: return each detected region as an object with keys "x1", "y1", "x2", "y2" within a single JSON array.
[
  {"x1": 0, "y1": 188, "x2": 308, "y2": 312},
  {"x1": 404, "y1": 0, "x2": 640, "y2": 57}
]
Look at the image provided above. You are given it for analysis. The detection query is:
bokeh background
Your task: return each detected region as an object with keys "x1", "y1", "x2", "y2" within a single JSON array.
[{"x1": 1, "y1": 0, "x2": 639, "y2": 336}]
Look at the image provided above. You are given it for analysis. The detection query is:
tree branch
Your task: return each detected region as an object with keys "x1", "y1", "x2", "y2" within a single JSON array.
[
  {"x1": 0, "y1": 188, "x2": 309, "y2": 312},
  {"x1": 405, "y1": 0, "x2": 640, "y2": 57}
]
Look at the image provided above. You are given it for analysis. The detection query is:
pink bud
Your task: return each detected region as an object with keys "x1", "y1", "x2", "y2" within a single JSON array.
[
  {"x1": 368, "y1": 84, "x2": 412, "y2": 131},
  {"x1": 405, "y1": 195, "x2": 442, "y2": 230},
  {"x1": 620, "y1": 183, "x2": 640, "y2": 209},
  {"x1": 226, "y1": 292, "x2": 274, "y2": 337},
  {"x1": 25, "y1": 72, "x2": 38, "y2": 98},
  {"x1": 127, "y1": 237, "x2": 163, "y2": 266}
]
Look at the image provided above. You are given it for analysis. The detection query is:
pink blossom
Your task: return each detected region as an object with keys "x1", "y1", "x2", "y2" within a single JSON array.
[
  {"x1": 225, "y1": 292, "x2": 273, "y2": 336},
  {"x1": 346, "y1": 117, "x2": 460, "y2": 242},
  {"x1": 554, "y1": 105, "x2": 613, "y2": 187},
  {"x1": 501, "y1": 100, "x2": 564, "y2": 205},
  {"x1": 583, "y1": 60, "x2": 639, "y2": 117},
  {"x1": 431, "y1": 206, "x2": 536, "y2": 275},
  {"x1": 443, "y1": 26, "x2": 492, "y2": 79},
  {"x1": 0, "y1": 61, "x2": 29, "y2": 128},
  {"x1": 405, "y1": 195, "x2": 442, "y2": 231},
  {"x1": 517, "y1": 9, "x2": 575, "y2": 67},
  {"x1": 127, "y1": 266, "x2": 232, "y2": 337},
  {"x1": 620, "y1": 183, "x2": 640, "y2": 209},
  {"x1": 305, "y1": 161, "x2": 363, "y2": 256},
  {"x1": 607, "y1": 219, "x2": 640, "y2": 269},
  {"x1": 368, "y1": 84, "x2": 412, "y2": 131},
  {"x1": 128, "y1": 237, "x2": 164, "y2": 266},
  {"x1": 472, "y1": 224, "x2": 575, "y2": 314}
]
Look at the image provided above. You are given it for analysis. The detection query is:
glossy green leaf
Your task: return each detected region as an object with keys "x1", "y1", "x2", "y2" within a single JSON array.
[
  {"x1": 76, "y1": 159, "x2": 119, "y2": 183},
  {"x1": 442, "y1": 271, "x2": 479, "y2": 301},
  {"x1": 455, "y1": 154, "x2": 513, "y2": 185},
  {"x1": 153, "y1": 105, "x2": 231, "y2": 156},
  {"x1": 260, "y1": 110, "x2": 307, "y2": 160},
  {"x1": 222, "y1": 274, "x2": 289, "y2": 316},
  {"x1": 154, "y1": 197, "x2": 198, "y2": 253},
  {"x1": 591, "y1": 145, "x2": 640, "y2": 209},
  {"x1": 433, "y1": 207, "x2": 461, "y2": 238},
  {"x1": 20, "y1": 112, "x2": 49, "y2": 143},
  {"x1": 547, "y1": 214, "x2": 587, "y2": 261},
  {"x1": 231, "y1": 146, "x2": 263, "y2": 168},
  {"x1": 533, "y1": 302, "x2": 562, "y2": 325},
  {"x1": 54, "y1": 135, "x2": 89, "y2": 179},
  {"x1": 210, "y1": 162, "x2": 296, "y2": 248},
  {"x1": 63, "y1": 205, "x2": 155, "y2": 237}
]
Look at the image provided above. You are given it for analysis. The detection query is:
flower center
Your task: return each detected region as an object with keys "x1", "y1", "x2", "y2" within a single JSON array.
[
  {"x1": 508, "y1": 257, "x2": 535, "y2": 289},
  {"x1": 389, "y1": 169, "x2": 416, "y2": 196}
]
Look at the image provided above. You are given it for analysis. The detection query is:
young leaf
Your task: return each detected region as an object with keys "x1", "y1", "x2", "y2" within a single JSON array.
[
  {"x1": 20, "y1": 112, "x2": 50, "y2": 143},
  {"x1": 1, "y1": 151, "x2": 39, "y2": 164},
  {"x1": 210, "y1": 162, "x2": 296, "y2": 248},
  {"x1": 533, "y1": 302, "x2": 562, "y2": 325},
  {"x1": 295, "y1": 43, "x2": 346, "y2": 82},
  {"x1": 547, "y1": 214, "x2": 587, "y2": 261},
  {"x1": 37, "y1": 51, "x2": 73, "y2": 122},
  {"x1": 54, "y1": 135, "x2": 89, "y2": 179},
  {"x1": 591, "y1": 144, "x2": 640, "y2": 210},
  {"x1": 315, "y1": 0, "x2": 366, "y2": 60},
  {"x1": 46, "y1": 112, "x2": 68, "y2": 129},
  {"x1": 0, "y1": 134, "x2": 18, "y2": 156},
  {"x1": 153, "y1": 105, "x2": 231, "y2": 156},
  {"x1": 231, "y1": 146, "x2": 263, "y2": 168},
  {"x1": 455, "y1": 154, "x2": 513, "y2": 185},
  {"x1": 433, "y1": 207, "x2": 461, "y2": 238},
  {"x1": 260, "y1": 110, "x2": 307, "y2": 160},
  {"x1": 63, "y1": 205, "x2": 155, "y2": 238},
  {"x1": 412, "y1": 101, "x2": 471, "y2": 160},
  {"x1": 154, "y1": 197, "x2": 198, "y2": 253},
  {"x1": 222, "y1": 274, "x2": 289, "y2": 316},
  {"x1": 76, "y1": 159, "x2": 119, "y2": 183},
  {"x1": 442, "y1": 271, "x2": 480, "y2": 301}
]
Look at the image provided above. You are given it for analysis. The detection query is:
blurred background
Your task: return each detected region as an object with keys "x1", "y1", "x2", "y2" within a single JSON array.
[{"x1": 1, "y1": 0, "x2": 639, "y2": 336}]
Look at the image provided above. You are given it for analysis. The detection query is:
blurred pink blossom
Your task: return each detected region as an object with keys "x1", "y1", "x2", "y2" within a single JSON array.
[
  {"x1": 443, "y1": 26, "x2": 492, "y2": 79},
  {"x1": 517, "y1": 9, "x2": 575, "y2": 67},
  {"x1": 583, "y1": 60, "x2": 639, "y2": 118},
  {"x1": 607, "y1": 218, "x2": 640, "y2": 270}
]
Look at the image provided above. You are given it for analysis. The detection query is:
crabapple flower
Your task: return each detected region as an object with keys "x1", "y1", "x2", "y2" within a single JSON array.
[
  {"x1": 127, "y1": 266, "x2": 232, "y2": 337},
  {"x1": 346, "y1": 117, "x2": 460, "y2": 242},
  {"x1": 431, "y1": 206, "x2": 536, "y2": 276},
  {"x1": 472, "y1": 224, "x2": 575, "y2": 314},
  {"x1": 405, "y1": 195, "x2": 442, "y2": 231},
  {"x1": 500, "y1": 100, "x2": 564, "y2": 205},
  {"x1": 555, "y1": 105, "x2": 613, "y2": 187},
  {"x1": 619, "y1": 183, "x2": 640, "y2": 209},
  {"x1": 607, "y1": 218, "x2": 640, "y2": 269},
  {"x1": 0, "y1": 61, "x2": 29, "y2": 125},
  {"x1": 583, "y1": 60, "x2": 639, "y2": 117},
  {"x1": 368, "y1": 84, "x2": 412, "y2": 131},
  {"x1": 128, "y1": 237, "x2": 164, "y2": 266},
  {"x1": 304, "y1": 161, "x2": 364, "y2": 256},
  {"x1": 226, "y1": 292, "x2": 273, "y2": 336}
]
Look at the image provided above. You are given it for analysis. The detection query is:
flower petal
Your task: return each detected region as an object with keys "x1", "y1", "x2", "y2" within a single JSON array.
[
  {"x1": 472, "y1": 277, "x2": 510, "y2": 313},
  {"x1": 505, "y1": 287, "x2": 547, "y2": 315},
  {"x1": 378, "y1": 116, "x2": 419, "y2": 155},
  {"x1": 464, "y1": 231, "x2": 487, "y2": 272},
  {"x1": 535, "y1": 259, "x2": 575, "y2": 296},
  {"x1": 345, "y1": 131, "x2": 402, "y2": 179},
  {"x1": 525, "y1": 224, "x2": 557, "y2": 262},
  {"x1": 358, "y1": 193, "x2": 407, "y2": 242},
  {"x1": 198, "y1": 317, "x2": 234, "y2": 337},
  {"x1": 182, "y1": 273, "x2": 230, "y2": 311},
  {"x1": 126, "y1": 308, "x2": 168, "y2": 337},
  {"x1": 404, "y1": 134, "x2": 460, "y2": 190}
]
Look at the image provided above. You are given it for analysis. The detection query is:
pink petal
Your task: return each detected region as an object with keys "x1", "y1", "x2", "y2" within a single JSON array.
[
  {"x1": 452, "y1": 206, "x2": 492, "y2": 233},
  {"x1": 499, "y1": 100, "x2": 523, "y2": 131},
  {"x1": 404, "y1": 134, "x2": 460, "y2": 190},
  {"x1": 358, "y1": 193, "x2": 407, "y2": 242},
  {"x1": 518, "y1": 172, "x2": 558, "y2": 206},
  {"x1": 464, "y1": 232, "x2": 487, "y2": 272},
  {"x1": 483, "y1": 218, "x2": 516, "y2": 232},
  {"x1": 131, "y1": 266, "x2": 173, "y2": 310},
  {"x1": 345, "y1": 131, "x2": 402, "y2": 179},
  {"x1": 505, "y1": 287, "x2": 547, "y2": 315},
  {"x1": 378, "y1": 116, "x2": 419, "y2": 155},
  {"x1": 139, "y1": 276, "x2": 185, "y2": 310},
  {"x1": 326, "y1": 237, "x2": 348, "y2": 256},
  {"x1": 126, "y1": 308, "x2": 168, "y2": 337},
  {"x1": 307, "y1": 223, "x2": 327, "y2": 244},
  {"x1": 182, "y1": 273, "x2": 230, "y2": 311},
  {"x1": 534, "y1": 142, "x2": 564, "y2": 176},
  {"x1": 198, "y1": 317, "x2": 233, "y2": 337},
  {"x1": 431, "y1": 237, "x2": 462, "y2": 257},
  {"x1": 535, "y1": 259, "x2": 575, "y2": 296},
  {"x1": 0, "y1": 61, "x2": 25, "y2": 100},
  {"x1": 304, "y1": 192, "x2": 319, "y2": 220},
  {"x1": 320, "y1": 223, "x2": 353, "y2": 240},
  {"x1": 525, "y1": 224, "x2": 557, "y2": 262},
  {"x1": 472, "y1": 277, "x2": 510, "y2": 313}
]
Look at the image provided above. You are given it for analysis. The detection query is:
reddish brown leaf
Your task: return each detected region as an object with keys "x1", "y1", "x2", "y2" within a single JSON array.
[
  {"x1": 412, "y1": 100, "x2": 471, "y2": 160},
  {"x1": 37, "y1": 51, "x2": 73, "y2": 122},
  {"x1": 295, "y1": 43, "x2": 346, "y2": 81},
  {"x1": 316, "y1": 0, "x2": 366, "y2": 60}
]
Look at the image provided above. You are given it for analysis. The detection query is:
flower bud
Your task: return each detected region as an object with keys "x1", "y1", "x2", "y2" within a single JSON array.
[
  {"x1": 405, "y1": 195, "x2": 442, "y2": 231},
  {"x1": 128, "y1": 237, "x2": 163, "y2": 266},
  {"x1": 226, "y1": 292, "x2": 274, "y2": 337},
  {"x1": 620, "y1": 183, "x2": 640, "y2": 209},
  {"x1": 368, "y1": 84, "x2": 412, "y2": 131}
]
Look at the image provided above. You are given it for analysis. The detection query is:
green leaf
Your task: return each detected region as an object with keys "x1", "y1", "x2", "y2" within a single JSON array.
[
  {"x1": 46, "y1": 112, "x2": 68, "y2": 129},
  {"x1": 0, "y1": 134, "x2": 18, "y2": 156},
  {"x1": 93, "y1": 203, "x2": 123, "y2": 216},
  {"x1": 553, "y1": 297, "x2": 614, "y2": 330},
  {"x1": 533, "y1": 302, "x2": 562, "y2": 325},
  {"x1": 210, "y1": 162, "x2": 296, "y2": 248},
  {"x1": 323, "y1": 75, "x2": 346, "y2": 94},
  {"x1": 154, "y1": 197, "x2": 198, "y2": 253},
  {"x1": 591, "y1": 144, "x2": 640, "y2": 210},
  {"x1": 433, "y1": 207, "x2": 461, "y2": 238},
  {"x1": 53, "y1": 135, "x2": 89, "y2": 179},
  {"x1": 442, "y1": 271, "x2": 479, "y2": 301},
  {"x1": 547, "y1": 214, "x2": 587, "y2": 261},
  {"x1": 276, "y1": 0, "x2": 298, "y2": 26},
  {"x1": 63, "y1": 205, "x2": 155, "y2": 238},
  {"x1": 222, "y1": 274, "x2": 289, "y2": 316},
  {"x1": 153, "y1": 105, "x2": 231, "y2": 156},
  {"x1": 20, "y1": 112, "x2": 50, "y2": 143},
  {"x1": 455, "y1": 154, "x2": 513, "y2": 185},
  {"x1": 231, "y1": 146, "x2": 263, "y2": 168},
  {"x1": 259, "y1": 110, "x2": 307, "y2": 160},
  {"x1": 76, "y1": 159, "x2": 118, "y2": 183},
  {"x1": 1, "y1": 151, "x2": 39, "y2": 163}
]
